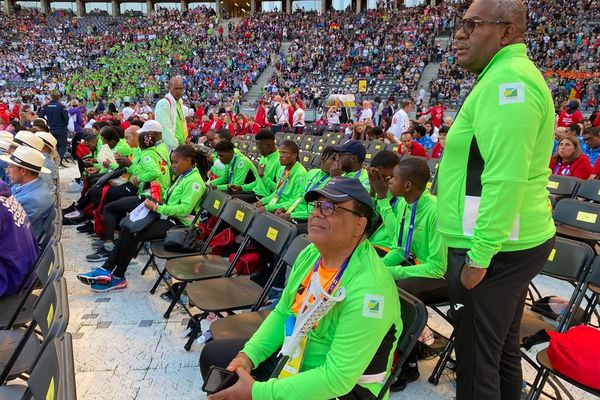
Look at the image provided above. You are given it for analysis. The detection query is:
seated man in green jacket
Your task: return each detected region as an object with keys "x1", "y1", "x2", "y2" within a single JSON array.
[
  {"x1": 209, "y1": 140, "x2": 259, "y2": 191},
  {"x1": 254, "y1": 140, "x2": 307, "y2": 213},
  {"x1": 229, "y1": 129, "x2": 280, "y2": 202},
  {"x1": 330, "y1": 140, "x2": 370, "y2": 192},
  {"x1": 200, "y1": 177, "x2": 401, "y2": 400},
  {"x1": 379, "y1": 157, "x2": 448, "y2": 391}
]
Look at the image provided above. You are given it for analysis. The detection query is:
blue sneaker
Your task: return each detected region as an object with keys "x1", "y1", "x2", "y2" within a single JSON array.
[
  {"x1": 91, "y1": 276, "x2": 128, "y2": 293},
  {"x1": 77, "y1": 268, "x2": 112, "y2": 286}
]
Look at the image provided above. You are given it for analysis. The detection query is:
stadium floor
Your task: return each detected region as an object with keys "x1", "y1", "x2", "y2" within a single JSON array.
[{"x1": 57, "y1": 164, "x2": 594, "y2": 400}]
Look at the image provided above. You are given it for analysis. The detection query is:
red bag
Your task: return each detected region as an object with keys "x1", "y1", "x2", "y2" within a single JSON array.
[
  {"x1": 209, "y1": 228, "x2": 235, "y2": 255},
  {"x1": 229, "y1": 251, "x2": 262, "y2": 275},
  {"x1": 197, "y1": 216, "x2": 219, "y2": 242},
  {"x1": 546, "y1": 325, "x2": 600, "y2": 390},
  {"x1": 92, "y1": 185, "x2": 111, "y2": 238}
]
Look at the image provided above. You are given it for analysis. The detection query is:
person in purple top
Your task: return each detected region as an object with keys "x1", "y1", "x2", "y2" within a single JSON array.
[{"x1": 0, "y1": 180, "x2": 39, "y2": 297}]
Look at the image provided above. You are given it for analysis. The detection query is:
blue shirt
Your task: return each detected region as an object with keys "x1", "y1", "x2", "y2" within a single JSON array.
[
  {"x1": 416, "y1": 135, "x2": 435, "y2": 150},
  {"x1": 584, "y1": 146, "x2": 600, "y2": 166},
  {"x1": 12, "y1": 178, "x2": 55, "y2": 239}
]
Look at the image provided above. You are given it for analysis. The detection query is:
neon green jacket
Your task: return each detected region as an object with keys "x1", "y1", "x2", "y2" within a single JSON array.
[
  {"x1": 209, "y1": 153, "x2": 259, "y2": 191},
  {"x1": 243, "y1": 240, "x2": 401, "y2": 400},
  {"x1": 289, "y1": 168, "x2": 331, "y2": 220},
  {"x1": 242, "y1": 150, "x2": 280, "y2": 197},
  {"x1": 210, "y1": 148, "x2": 242, "y2": 179},
  {"x1": 260, "y1": 162, "x2": 307, "y2": 212},
  {"x1": 369, "y1": 194, "x2": 401, "y2": 250},
  {"x1": 383, "y1": 191, "x2": 447, "y2": 280},
  {"x1": 157, "y1": 168, "x2": 205, "y2": 225},
  {"x1": 437, "y1": 44, "x2": 556, "y2": 268},
  {"x1": 155, "y1": 141, "x2": 171, "y2": 166},
  {"x1": 344, "y1": 168, "x2": 370, "y2": 192},
  {"x1": 128, "y1": 147, "x2": 172, "y2": 196}
]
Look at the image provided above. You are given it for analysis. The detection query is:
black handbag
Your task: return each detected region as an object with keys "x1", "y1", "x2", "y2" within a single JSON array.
[
  {"x1": 162, "y1": 200, "x2": 205, "y2": 253},
  {"x1": 93, "y1": 167, "x2": 127, "y2": 189},
  {"x1": 119, "y1": 202, "x2": 159, "y2": 233}
]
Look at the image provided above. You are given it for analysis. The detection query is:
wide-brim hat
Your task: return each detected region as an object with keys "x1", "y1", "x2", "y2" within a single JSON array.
[
  {"x1": 0, "y1": 145, "x2": 50, "y2": 174},
  {"x1": 12, "y1": 130, "x2": 45, "y2": 152},
  {"x1": 36, "y1": 132, "x2": 57, "y2": 150}
]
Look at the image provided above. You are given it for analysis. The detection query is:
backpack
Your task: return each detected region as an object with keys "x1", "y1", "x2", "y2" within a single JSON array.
[
  {"x1": 267, "y1": 104, "x2": 278, "y2": 124},
  {"x1": 67, "y1": 113, "x2": 77, "y2": 132}
]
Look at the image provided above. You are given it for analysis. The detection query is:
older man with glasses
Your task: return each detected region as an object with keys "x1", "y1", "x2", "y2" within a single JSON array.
[
  {"x1": 199, "y1": 177, "x2": 401, "y2": 400},
  {"x1": 436, "y1": 0, "x2": 556, "y2": 399}
]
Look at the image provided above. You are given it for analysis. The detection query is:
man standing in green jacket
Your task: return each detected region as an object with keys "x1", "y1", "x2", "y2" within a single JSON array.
[
  {"x1": 436, "y1": 1, "x2": 555, "y2": 398},
  {"x1": 200, "y1": 177, "x2": 401, "y2": 400},
  {"x1": 255, "y1": 140, "x2": 307, "y2": 213}
]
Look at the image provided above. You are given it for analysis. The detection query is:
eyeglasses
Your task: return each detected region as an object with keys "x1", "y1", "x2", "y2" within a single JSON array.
[
  {"x1": 307, "y1": 200, "x2": 362, "y2": 217},
  {"x1": 583, "y1": 136, "x2": 594, "y2": 142},
  {"x1": 458, "y1": 17, "x2": 512, "y2": 35}
]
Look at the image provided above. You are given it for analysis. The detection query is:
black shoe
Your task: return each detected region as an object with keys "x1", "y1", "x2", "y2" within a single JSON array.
[
  {"x1": 390, "y1": 365, "x2": 420, "y2": 392},
  {"x1": 63, "y1": 216, "x2": 87, "y2": 226},
  {"x1": 77, "y1": 221, "x2": 94, "y2": 233},
  {"x1": 160, "y1": 282, "x2": 184, "y2": 303},
  {"x1": 61, "y1": 202, "x2": 77, "y2": 214}
]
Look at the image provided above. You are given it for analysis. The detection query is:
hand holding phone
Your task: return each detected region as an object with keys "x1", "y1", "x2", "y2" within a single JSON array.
[{"x1": 202, "y1": 366, "x2": 239, "y2": 395}]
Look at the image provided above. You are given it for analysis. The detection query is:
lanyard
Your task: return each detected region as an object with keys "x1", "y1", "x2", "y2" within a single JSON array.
[
  {"x1": 228, "y1": 155, "x2": 238, "y2": 184},
  {"x1": 306, "y1": 172, "x2": 329, "y2": 192},
  {"x1": 354, "y1": 169, "x2": 363, "y2": 180},
  {"x1": 553, "y1": 161, "x2": 571, "y2": 176},
  {"x1": 398, "y1": 198, "x2": 419, "y2": 257},
  {"x1": 299, "y1": 256, "x2": 351, "y2": 314},
  {"x1": 276, "y1": 167, "x2": 292, "y2": 197},
  {"x1": 165, "y1": 168, "x2": 193, "y2": 201},
  {"x1": 390, "y1": 196, "x2": 399, "y2": 208}
]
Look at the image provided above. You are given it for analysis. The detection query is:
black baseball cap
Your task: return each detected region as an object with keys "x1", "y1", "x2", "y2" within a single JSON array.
[
  {"x1": 332, "y1": 140, "x2": 367, "y2": 161},
  {"x1": 305, "y1": 176, "x2": 374, "y2": 211}
]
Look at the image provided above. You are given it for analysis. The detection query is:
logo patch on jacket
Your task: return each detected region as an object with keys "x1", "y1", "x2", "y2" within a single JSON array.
[
  {"x1": 499, "y1": 83, "x2": 525, "y2": 105},
  {"x1": 363, "y1": 294, "x2": 384, "y2": 319}
]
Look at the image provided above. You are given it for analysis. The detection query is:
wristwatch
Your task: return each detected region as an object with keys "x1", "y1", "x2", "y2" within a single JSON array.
[{"x1": 465, "y1": 255, "x2": 486, "y2": 269}]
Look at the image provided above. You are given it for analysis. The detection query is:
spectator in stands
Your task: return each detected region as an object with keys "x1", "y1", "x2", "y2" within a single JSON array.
[
  {"x1": 35, "y1": 132, "x2": 59, "y2": 192},
  {"x1": 431, "y1": 126, "x2": 448, "y2": 159},
  {"x1": 330, "y1": 140, "x2": 370, "y2": 190},
  {"x1": 389, "y1": 101, "x2": 413, "y2": 141},
  {"x1": 1, "y1": 145, "x2": 54, "y2": 239},
  {"x1": 326, "y1": 105, "x2": 341, "y2": 126},
  {"x1": 77, "y1": 144, "x2": 207, "y2": 292},
  {"x1": 0, "y1": 179, "x2": 39, "y2": 298},
  {"x1": 399, "y1": 132, "x2": 429, "y2": 159},
  {"x1": 418, "y1": 101, "x2": 446, "y2": 128},
  {"x1": 254, "y1": 140, "x2": 307, "y2": 213},
  {"x1": 413, "y1": 125, "x2": 435, "y2": 150},
  {"x1": 37, "y1": 92, "x2": 69, "y2": 160},
  {"x1": 200, "y1": 177, "x2": 401, "y2": 400},
  {"x1": 68, "y1": 99, "x2": 86, "y2": 159},
  {"x1": 359, "y1": 100, "x2": 373, "y2": 122},
  {"x1": 155, "y1": 77, "x2": 188, "y2": 151},
  {"x1": 365, "y1": 126, "x2": 398, "y2": 144},
  {"x1": 582, "y1": 127, "x2": 600, "y2": 165},
  {"x1": 557, "y1": 100, "x2": 584, "y2": 128},
  {"x1": 269, "y1": 95, "x2": 289, "y2": 133},
  {"x1": 549, "y1": 136, "x2": 592, "y2": 179},
  {"x1": 254, "y1": 100, "x2": 269, "y2": 131},
  {"x1": 423, "y1": 120, "x2": 439, "y2": 143},
  {"x1": 292, "y1": 99, "x2": 305, "y2": 135},
  {"x1": 209, "y1": 140, "x2": 259, "y2": 191}
]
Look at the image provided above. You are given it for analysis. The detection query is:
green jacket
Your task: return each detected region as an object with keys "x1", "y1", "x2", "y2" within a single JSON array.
[
  {"x1": 260, "y1": 162, "x2": 307, "y2": 212},
  {"x1": 128, "y1": 147, "x2": 172, "y2": 195},
  {"x1": 155, "y1": 142, "x2": 171, "y2": 165},
  {"x1": 242, "y1": 150, "x2": 280, "y2": 197},
  {"x1": 383, "y1": 191, "x2": 447, "y2": 280},
  {"x1": 210, "y1": 148, "x2": 242, "y2": 179},
  {"x1": 157, "y1": 168, "x2": 205, "y2": 225},
  {"x1": 243, "y1": 240, "x2": 401, "y2": 400},
  {"x1": 344, "y1": 168, "x2": 370, "y2": 192},
  {"x1": 436, "y1": 44, "x2": 556, "y2": 268},
  {"x1": 209, "y1": 153, "x2": 259, "y2": 191},
  {"x1": 369, "y1": 194, "x2": 401, "y2": 250},
  {"x1": 289, "y1": 168, "x2": 331, "y2": 220}
]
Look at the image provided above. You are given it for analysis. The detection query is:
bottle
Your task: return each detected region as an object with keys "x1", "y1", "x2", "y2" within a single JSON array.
[{"x1": 150, "y1": 181, "x2": 161, "y2": 203}]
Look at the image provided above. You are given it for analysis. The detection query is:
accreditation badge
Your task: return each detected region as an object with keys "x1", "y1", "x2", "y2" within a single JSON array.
[{"x1": 279, "y1": 336, "x2": 308, "y2": 379}]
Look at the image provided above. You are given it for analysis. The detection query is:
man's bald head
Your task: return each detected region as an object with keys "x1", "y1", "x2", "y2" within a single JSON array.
[
  {"x1": 169, "y1": 77, "x2": 184, "y2": 100},
  {"x1": 491, "y1": 0, "x2": 527, "y2": 35},
  {"x1": 124, "y1": 125, "x2": 140, "y2": 148}
]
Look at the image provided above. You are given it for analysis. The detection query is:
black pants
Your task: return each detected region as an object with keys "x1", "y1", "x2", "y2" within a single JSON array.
[
  {"x1": 88, "y1": 183, "x2": 137, "y2": 210},
  {"x1": 103, "y1": 196, "x2": 143, "y2": 241},
  {"x1": 229, "y1": 191, "x2": 259, "y2": 203},
  {"x1": 447, "y1": 238, "x2": 554, "y2": 400},
  {"x1": 53, "y1": 131, "x2": 68, "y2": 160},
  {"x1": 102, "y1": 217, "x2": 179, "y2": 277}
]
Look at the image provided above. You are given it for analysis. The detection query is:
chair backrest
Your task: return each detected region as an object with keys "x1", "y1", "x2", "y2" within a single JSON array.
[
  {"x1": 310, "y1": 154, "x2": 322, "y2": 169},
  {"x1": 299, "y1": 151, "x2": 313, "y2": 167},
  {"x1": 553, "y1": 199, "x2": 600, "y2": 233},
  {"x1": 27, "y1": 333, "x2": 77, "y2": 400},
  {"x1": 547, "y1": 174, "x2": 580, "y2": 197},
  {"x1": 201, "y1": 190, "x2": 231, "y2": 218},
  {"x1": 377, "y1": 289, "x2": 427, "y2": 400},
  {"x1": 427, "y1": 158, "x2": 439, "y2": 175},
  {"x1": 281, "y1": 234, "x2": 311, "y2": 266},
  {"x1": 368, "y1": 141, "x2": 386, "y2": 152},
  {"x1": 219, "y1": 199, "x2": 257, "y2": 234},
  {"x1": 247, "y1": 213, "x2": 297, "y2": 255},
  {"x1": 33, "y1": 278, "x2": 69, "y2": 339},
  {"x1": 542, "y1": 236, "x2": 594, "y2": 282},
  {"x1": 589, "y1": 256, "x2": 600, "y2": 288},
  {"x1": 34, "y1": 242, "x2": 59, "y2": 287},
  {"x1": 576, "y1": 179, "x2": 600, "y2": 203}
]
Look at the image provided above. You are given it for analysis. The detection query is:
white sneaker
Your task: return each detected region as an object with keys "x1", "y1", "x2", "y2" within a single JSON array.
[{"x1": 64, "y1": 210, "x2": 82, "y2": 219}]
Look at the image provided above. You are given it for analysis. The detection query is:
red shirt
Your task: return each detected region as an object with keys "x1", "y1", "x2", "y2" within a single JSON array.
[
  {"x1": 592, "y1": 157, "x2": 600, "y2": 176},
  {"x1": 399, "y1": 141, "x2": 429, "y2": 159},
  {"x1": 549, "y1": 154, "x2": 592, "y2": 180},
  {"x1": 255, "y1": 105, "x2": 269, "y2": 127},
  {"x1": 431, "y1": 143, "x2": 443, "y2": 159},
  {"x1": 419, "y1": 106, "x2": 445, "y2": 128},
  {"x1": 594, "y1": 113, "x2": 600, "y2": 128},
  {"x1": 557, "y1": 110, "x2": 584, "y2": 128}
]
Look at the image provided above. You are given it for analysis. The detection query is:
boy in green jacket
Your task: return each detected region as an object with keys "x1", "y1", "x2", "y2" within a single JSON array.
[{"x1": 209, "y1": 140, "x2": 259, "y2": 192}]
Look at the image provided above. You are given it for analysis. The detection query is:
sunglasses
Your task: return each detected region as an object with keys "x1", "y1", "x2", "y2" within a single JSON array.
[
  {"x1": 458, "y1": 17, "x2": 511, "y2": 35},
  {"x1": 307, "y1": 200, "x2": 362, "y2": 217}
]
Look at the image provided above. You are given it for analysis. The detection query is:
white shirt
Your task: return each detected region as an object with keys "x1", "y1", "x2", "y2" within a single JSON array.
[
  {"x1": 360, "y1": 108, "x2": 373, "y2": 122},
  {"x1": 122, "y1": 106, "x2": 134, "y2": 121},
  {"x1": 389, "y1": 109, "x2": 410, "y2": 140},
  {"x1": 293, "y1": 108, "x2": 305, "y2": 127}
]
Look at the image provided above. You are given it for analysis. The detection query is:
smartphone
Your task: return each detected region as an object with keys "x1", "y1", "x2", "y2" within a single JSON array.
[{"x1": 202, "y1": 366, "x2": 239, "y2": 395}]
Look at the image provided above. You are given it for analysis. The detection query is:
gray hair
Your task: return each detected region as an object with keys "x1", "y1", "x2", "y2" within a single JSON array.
[{"x1": 491, "y1": 0, "x2": 527, "y2": 35}]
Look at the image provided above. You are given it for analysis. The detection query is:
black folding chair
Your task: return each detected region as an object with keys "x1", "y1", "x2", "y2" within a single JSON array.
[
  {"x1": 210, "y1": 234, "x2": 311, "y2": 341},
  {"x1": 0, "y1": 242, "x2": 64, "y2": 330},
  {"x1": 547, "y1": 175, "x2": 580, "y2": 203},
  {"x1": 575, "y1": 179, "x2": 600, "y2": 203},
  {"x1": 159, "y1": 199, "x2": 257, "y2": 322},
  {"x1": 0, "y1": 333, "x2": 77, "y2": 399},
  {"x1": 0, "y1": 278, "x2": 69, "y2": 384},
  {"x1": 184, "y1": 213, "x2": 297, "y2": 350},
  {"x1": 142, "y1": 190, "x2": 230, "y2": 277},
  {"x1": 553, "y1": 199, "x2": 600, "y2": 246},
  {"x1": 377, "y1": 289, "x2": 428, "y2": 400}
]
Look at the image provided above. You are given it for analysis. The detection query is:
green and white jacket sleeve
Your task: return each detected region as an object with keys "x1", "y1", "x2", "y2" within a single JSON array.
[
  {"x1": 157, "y1": 170, "x2": 205, "y2": 223},
  {"x1": 262, "y1": 163, "x2": 307, "y2": 212}
]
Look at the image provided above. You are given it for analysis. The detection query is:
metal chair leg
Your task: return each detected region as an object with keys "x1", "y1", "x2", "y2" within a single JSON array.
[
  {"x1": 149, "y1": 263, "x2": 167, "y2": 295},
  {"x1": 164, "y1": 282, "x2": 187, "y2": 319},
  {"x1": 428, "y1": 331, "x2": 455, "y2": 385},
  {"x1": 141, "y1": 254, "x2": 155, "y2": 276},
  {"x1": 184, "y1": 311, "x2": 208, "y2": 351}
]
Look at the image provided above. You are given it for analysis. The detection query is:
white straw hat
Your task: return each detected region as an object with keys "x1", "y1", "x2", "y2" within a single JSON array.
[
  {"x1": 36, "y1": 132, "x2": 57, "y2": 150},
  {"x1": 12, "y1": 131, "x2": 45, "y2": 152},
  {"x1": 0, "y1": 145, "x2": 50, "y2": 173}
]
